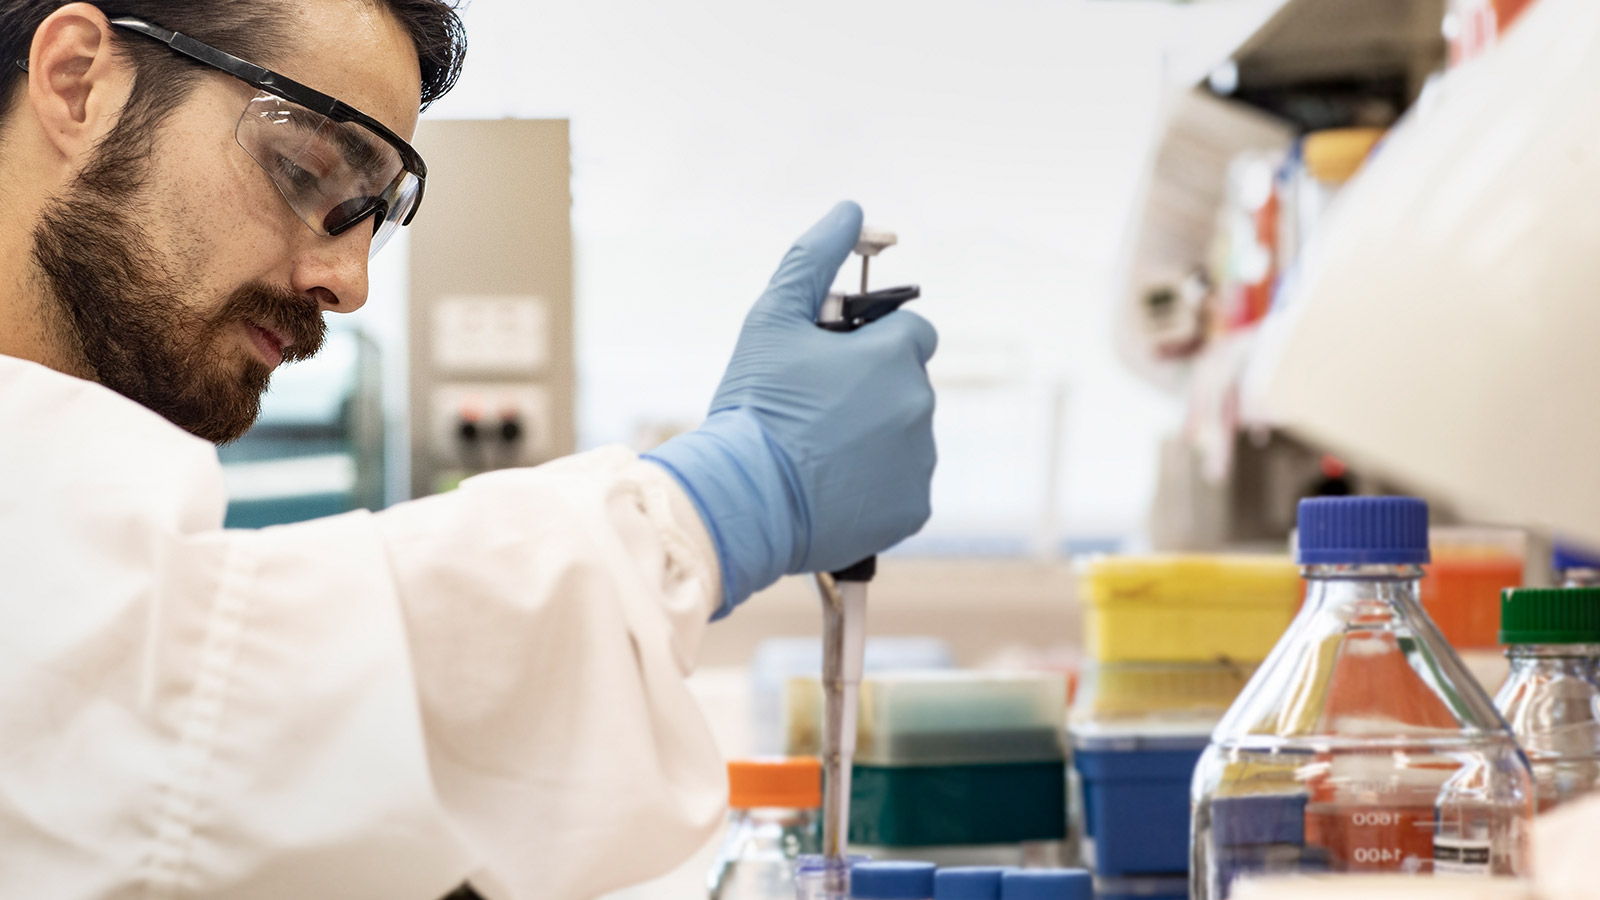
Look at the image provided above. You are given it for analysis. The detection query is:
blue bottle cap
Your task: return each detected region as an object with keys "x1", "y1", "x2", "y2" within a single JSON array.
[
  {"x1": 1000, "y1": 869, "x2": 1092, "y2": 900},
  {"x1": 935, "y1": 867, "x2": 1009, "y2": 900},
  {"x1": 852, "y1": 861, "x2": 937, "y2": 899},
  {"x1": 1554, "y1": 541, "x2": 1600, "y2": 572},
  {"x1": 1296, "y1": 496, "x2": 1430, "y2": 566}
]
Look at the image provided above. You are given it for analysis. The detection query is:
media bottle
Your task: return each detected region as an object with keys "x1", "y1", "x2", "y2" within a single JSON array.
[
  {"x1": 1190, "y1": 497, "x2": 1533, "y2": 898},
  {"x1": 709, "y1": 758, "x2": 823, "y2": 899},
  {"x1": 1495, "y1": 587, "x2": 1600, "y2": 812}
]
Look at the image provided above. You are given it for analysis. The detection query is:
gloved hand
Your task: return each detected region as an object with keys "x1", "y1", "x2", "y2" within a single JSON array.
[{"x1": 644, "y1": 201, "x2": 938, "y2": 618}]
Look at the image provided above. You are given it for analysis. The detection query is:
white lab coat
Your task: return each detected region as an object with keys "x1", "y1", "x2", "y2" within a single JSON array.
[{"x1": 0, "y1": 353, "x2": 728, "y2": 900}]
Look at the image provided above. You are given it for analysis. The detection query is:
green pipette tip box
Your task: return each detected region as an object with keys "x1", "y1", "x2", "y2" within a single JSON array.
[{"x1": 846, "y1": 760, "x2": 1068, "y2": 848}]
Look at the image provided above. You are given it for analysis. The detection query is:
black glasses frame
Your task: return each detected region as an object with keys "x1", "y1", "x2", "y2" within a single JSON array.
[{"x1": 91, "y1": 16, "x2": 429, "y2": 228}]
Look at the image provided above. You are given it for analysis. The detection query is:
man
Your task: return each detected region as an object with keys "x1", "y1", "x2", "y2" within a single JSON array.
[{"x1": 0, "y1": 1, "x2": 937, "y2": 898}]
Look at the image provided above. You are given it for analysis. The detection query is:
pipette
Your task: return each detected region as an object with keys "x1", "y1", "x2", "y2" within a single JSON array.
[{"x1": 811, "y1": 227, "x2": 919, "y2": 898}]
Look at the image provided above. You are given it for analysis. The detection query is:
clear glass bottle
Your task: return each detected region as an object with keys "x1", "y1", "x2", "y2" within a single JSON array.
[
  {"x1": 1495, "y1": 587, "x2": 1600, "y2": 813},
  {"x1": 1191, "y1": 497, "x2": 1534, "y2": 899},
  {"x1": 710, "y1": 758, "x2": 823, "y2": 900}
]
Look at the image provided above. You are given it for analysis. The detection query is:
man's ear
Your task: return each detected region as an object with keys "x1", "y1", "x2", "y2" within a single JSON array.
[{"x1": 25, "y1": 3, "x2": 133, "y2": 162}]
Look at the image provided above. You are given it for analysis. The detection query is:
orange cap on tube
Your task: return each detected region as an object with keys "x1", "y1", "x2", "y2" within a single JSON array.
[{"x1": 727, "y1": 757, "x2": 822, "y2": 810}]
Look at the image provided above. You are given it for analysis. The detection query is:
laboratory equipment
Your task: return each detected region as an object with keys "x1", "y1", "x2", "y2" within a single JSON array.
[
  {"x1": 409, "y1": 119, "x2": 575, "y2": 498},
  {"x1": 1494, "y1": 587, "x2": 1600, "y2": 812},
  {"x1": 1080, "y1": 555, "x2": 1301, "y2": 665},
  {"x1": 1072, "y1": 729, "x2": 1206, "y2": 877},
  {"x1": 998, "y1": 869, "x2": 1092, "y2": 900},
  {"x1": 1191, "y1": 497, "x2": 1534, "y2": 899},
  {"x1": 849, "y1": 861, "x2": 935, "y2": 900},
  {"x1": 750, "y1": 638, "x2": 954, "y2": 755},
  {"x1": 643, "y1": 204, "x2": 934, "y2": 618},
  {"x1": 787, "y1": 672, "x2": 1066, "y2": 765},
  {"x1": 1072, "y1": 663, "x2": 1256, "y2": 725},
  {"x1": 797, "y1": 855, "x2": 870, "y2": 900},
  {"x1": 933, "y1": 867, "x2": 1008, "y2": 900},
  {"x1": 1070, "y1": 555, "x2": 1296, "y2": 882},
  {"x1": 708, "y1": 758, "x2": 824, "y2": 900},
  {"x1": 812, "y1": 228, "x2": 922, "y2": 891},
  {"x1": 786, "y1": 672, "x2": 1068, "y2": 866},
  {"x1": 1420, "y1": 528, "x2": 1527, "y2": 694},
  {"x1": 1552, "y1": 543, "x2": 1600, "y2": 587}
]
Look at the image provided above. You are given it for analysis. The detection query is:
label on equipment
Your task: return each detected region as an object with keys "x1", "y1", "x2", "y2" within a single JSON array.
[{"x1": 1433, "y1": 837, "x2": 1492, "y2": 875}]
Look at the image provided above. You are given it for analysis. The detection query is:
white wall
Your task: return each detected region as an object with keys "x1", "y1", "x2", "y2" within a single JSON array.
[{"x1": 378, "y1": 0, "x2": 1207, "y2": 550}]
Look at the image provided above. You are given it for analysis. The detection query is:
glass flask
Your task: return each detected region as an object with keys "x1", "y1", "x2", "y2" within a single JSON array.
[
  {"x1": 1191, "y1": 497, "x2": 1534, "y2": 899},
  {"x1": 710, "y1": 758, "x2": 823, "y2": 900},
  {"x1": 1495, "y1": 587, "x2": 1600, "y2": 812}
]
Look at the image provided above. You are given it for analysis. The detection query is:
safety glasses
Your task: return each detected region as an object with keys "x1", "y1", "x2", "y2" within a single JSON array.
[{"x1": 108, "y1": 17, "x2": 427, "y2": 258}]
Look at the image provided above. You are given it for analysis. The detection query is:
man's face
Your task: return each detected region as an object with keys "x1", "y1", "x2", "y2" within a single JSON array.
[{"x1": 34, "y1": 1, "x2": 423, "y2": 444}]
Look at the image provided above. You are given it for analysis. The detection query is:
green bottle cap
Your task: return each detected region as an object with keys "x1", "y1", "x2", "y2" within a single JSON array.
[{"x1": 1500, "y1": 587, "x2": 1600, "y2": 644}]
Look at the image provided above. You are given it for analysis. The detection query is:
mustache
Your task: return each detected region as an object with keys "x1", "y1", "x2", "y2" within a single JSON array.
[{"x1": 219, "y1": 282, "x2": 327, "y2": 363}]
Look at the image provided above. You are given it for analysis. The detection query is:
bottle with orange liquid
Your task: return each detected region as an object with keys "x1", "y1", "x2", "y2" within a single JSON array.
[{"x1": 1190, "y1": 497, "x2": 1534, "y2": 899}]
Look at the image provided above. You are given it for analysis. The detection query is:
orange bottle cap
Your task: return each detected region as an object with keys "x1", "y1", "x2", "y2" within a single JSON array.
[{"x1": 727, "y1": 757, "x2": 822, "y2": 810}]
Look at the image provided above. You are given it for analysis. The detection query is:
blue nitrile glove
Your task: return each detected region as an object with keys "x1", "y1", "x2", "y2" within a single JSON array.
[{"x1": 644, "y1": 201, "x2": 938, "y2": 618}]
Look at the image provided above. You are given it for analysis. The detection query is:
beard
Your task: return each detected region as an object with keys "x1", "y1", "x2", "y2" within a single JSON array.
[{"x1": 30, "y1": 162, "x2": 327, "y2": 445}]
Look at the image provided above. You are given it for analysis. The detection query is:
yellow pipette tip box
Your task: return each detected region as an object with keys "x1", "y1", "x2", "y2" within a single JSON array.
[{"x1": 1080, "y1": 555, "x2": 1301, "y2": 664}]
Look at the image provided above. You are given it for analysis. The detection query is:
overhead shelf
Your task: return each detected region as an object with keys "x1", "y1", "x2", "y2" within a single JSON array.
[
  {"x1": 1227, "y1": 0, "x2": 1445, "y2": 94},
  {"x1": 1114, "y1": 0, "x2": 1449, "y2": 401}
]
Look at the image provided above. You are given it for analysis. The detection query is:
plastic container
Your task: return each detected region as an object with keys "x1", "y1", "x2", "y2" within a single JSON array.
[
  {"x1": 999, "y1": 869, "x2": 1092, "y2": 900},
  {"x1": 851, "y1": 861, "x2": 935, "y2": 900},
  {"x1": 787, "y1": 672, "x2": 1067, "y2": 766},
  {"x1": 709, "y1": 758, "x2": 823, "y2": 899},
  {"x1": 1071, "y1": 730, "x2": 1207, "y2": 877},
  {"x1": 849, "y1": 760, "x2": 1067, "y2": 849},
  {"x1": 752, "y1": 638, "x2": 956, "y2": 754},
  {"x1": 1419, "y1": 527, "x2": 1525, "y2": 650},
  {"x1": 1421, "y1": 527, "x2": 1525, "y2": 695},
  {"x1": 1191, "y1": 497, "x2": 1535, "y2": 899},
  {"x1": 1079, "y1": 556, "x2": 1300, "y2": 664},
  {"x1": 933, "y1": 867, "x2": 1009, "y2": 900},
  {"x1": 1495, "y1": 587, "x2": 1600, "y2": 812},
  {"x1": 1070, "y1": 662, "x2": 1256, "y2": 728}
]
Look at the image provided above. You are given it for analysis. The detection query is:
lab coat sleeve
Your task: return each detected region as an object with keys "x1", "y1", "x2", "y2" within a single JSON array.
[
  {"x1": 373, "y1": 448, "x2": 728, "y2": 899},
  {"x1": 1, "y1": 355, "x2": 725, "y2": 899}
]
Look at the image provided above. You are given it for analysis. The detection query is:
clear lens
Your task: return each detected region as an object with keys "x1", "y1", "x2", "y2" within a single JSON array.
[{"x1": 235, "y1": 91, "x2": 421, "y2": 258}]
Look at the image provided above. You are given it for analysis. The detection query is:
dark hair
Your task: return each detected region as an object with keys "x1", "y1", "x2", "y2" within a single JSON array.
[{"x1": 0, "y1": 0, "x2": 466, "y2": 132}]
